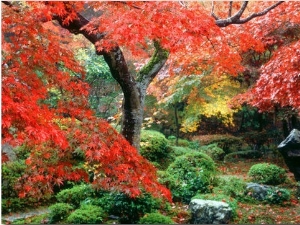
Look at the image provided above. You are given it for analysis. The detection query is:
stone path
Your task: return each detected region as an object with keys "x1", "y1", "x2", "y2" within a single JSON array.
[{"x1": 2, "y1": 207, "x2": 49, "y2": 223}]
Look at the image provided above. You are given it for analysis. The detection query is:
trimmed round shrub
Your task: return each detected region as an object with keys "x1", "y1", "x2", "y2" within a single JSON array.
[
  {"x1": 56, "y1": 184, "x2": 95, "y2": 207},
  {"x1": 199, "y1": 143, "x2": 225, "y2": 161},
  {"x1": 139, "y1": 212, "x2": 174, "y2": 224},
  {"x1": 248, "y1": 163, "x2": 287, "y2": 185},
  {"x1": 169, "y1": 146, "x2": 193, "y2": 157},
  {"x1": 140, "y1": 130, "x2": 169, "y2": 163},
  {"x1": 49, "y1": 203, "x2": 73, "y2": 223},
  {"x1": 108, "y1": 192, "x2": 165, "y2": 224},
  {"x1": 163, "y1": 152, "x2": 216, "y2": 203},
  {"x1": 66, "y1": 205, "x2": 104, "y2": 224}
]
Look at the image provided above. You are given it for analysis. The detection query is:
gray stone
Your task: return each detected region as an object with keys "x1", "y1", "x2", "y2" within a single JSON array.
[
  {"x1": 189, "y1": 199, "x2": 232, "y2": 224},
  {"x1": 245, "y1": 182, "x2": 270, "y2": 201},
  {"x1": 278, "y1": 129, "x2": 300, "y2": 181},
  {"x1": 1, "y1": 143, "x2": 17, "y2": 162}
]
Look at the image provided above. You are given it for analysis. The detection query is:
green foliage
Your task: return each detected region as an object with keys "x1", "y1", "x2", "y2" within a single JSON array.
[
  {"x1": 48, "y1": 203, "x2": 73, "y2": 223},
  {"x1": 2, "y1": 198, "x2": 27, "y2": 214},
  {"x1": 162, "y1": 152, "x2": 216, "y2": 203},
  {"x1": 199, "y1": 143, "x2": 225, "y2": 161},
  {"x1": 224, "y1": 150, "x2": 262, "y2": 162},
  {"x1": 169, "y1": 146, "x2": 193, "y2": 157},
  {"x1": 213, "y1": 177, "x2": 256, "y2": 203},
  {"x1": 193, "y1": 134, "x2": 245, "y2": 154},
  {"x1": 66, "y1": 204, "x2": 104, "y2": 224},
  {"x1": 138, "y1": 212, "x2": 174, "y2": 224},
  {"x1": 56, "y1": 184, "x2": 95, "y2": 207},
  {"x1": 248, "y1": 163, "x2": 287, "y2": 185},
  {"x1": 265, "y1": 187, "x2": 290, "y2": 204},
  {"x1": 192, "y1": 193, "x2": 238, "y2": 218},
  {"x1": 140, "y1": 130, "x2": 169, "y2": 163},
  {"x1": 107, "y1": 192, "x2": 165, "y2": 224},
  {"x1": 2, "y1": 160, "x2": 26, "y2": 198}
]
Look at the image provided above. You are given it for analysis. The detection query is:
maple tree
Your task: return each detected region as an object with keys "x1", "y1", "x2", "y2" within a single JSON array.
[{"x1": 2, "y1": 1, "x2": 298, "y2": 201}]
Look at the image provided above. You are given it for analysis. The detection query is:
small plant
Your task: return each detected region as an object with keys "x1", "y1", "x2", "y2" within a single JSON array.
[
  {"x1": 139, "y1": 212, "x2": 174, "y2": 224},
  {"x1": 48, "y1": 203, "x2": 73, "y2": 223},
  {"x1": 140, "y1": 130, "x2": 169, "y2": 163},
  {"x1": 66, "y1": 204, "x2": 104, "y2": 224},
  {"x1": 163, "y1": 152, "x2": 216, "y2": 203},
  {"x1": 248, "y1": 163, "x2": 287, "y2": 185},
  {"x1": 213, "y1": 177, "x2": 255, "y2": 203},
  {"x1": 199, "y1": 143, "x2": 225, "y2": 161},
  {"x1": 56, "y1": 184, "x2": 95, "y2": 207},
  {"x1": 108, "y1": 192, "x2": 166, "y2": 224},
  {"x1": 265, "y1": 187, "x2": 290, "y2": 204}
]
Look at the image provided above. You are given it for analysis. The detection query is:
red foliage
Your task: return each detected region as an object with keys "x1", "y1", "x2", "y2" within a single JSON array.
[{"x1": 2, "y1": 3, "x2": 171, "y2": 201}]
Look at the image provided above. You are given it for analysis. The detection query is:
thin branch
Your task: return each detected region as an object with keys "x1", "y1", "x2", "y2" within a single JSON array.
[
  {"x1": 211, "y1": 1, "x2": 219, "y2": 20},
  {"x1": 238, "y1": 1, "x2": 284, "y2": 24},
  {"x1": 228, "y1": 1, "x2": 233, "y2": 17}
]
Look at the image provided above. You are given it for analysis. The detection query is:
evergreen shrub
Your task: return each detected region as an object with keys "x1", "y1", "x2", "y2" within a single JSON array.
[
  {"x1": 48, "y1": 203, "x2": 73, "y2": 223},
  {"x1": 162, "y1": 152, "x2": 216, "y2": 203},
  {"x1": 56, "y1": 184, "x2": 95, "y2": 207},
  {"x1": 140, "y1": 130, "x2": 169, "y2": 163},
  {"x1": 66, "y1": 205, "x2": 104, "y2": 224},
  {"x1": 199, "y1": 143, "x2": 225, "y2": 161},
  {"x1": 138, "y1": 212, "x2": 174, "y2": 224},
  {"x1": 248, "y1": 163, "x2": 287, "y2": 185}
]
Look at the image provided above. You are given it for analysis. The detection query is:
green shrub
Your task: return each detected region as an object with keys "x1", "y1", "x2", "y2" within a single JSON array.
[
  {"x1": 224, "y1": 150, "x2": 262, "y2": 162},
  {"x1": 2, "y1": 198, "x2": 27, "y2": 214},
  {"x1": 213, "y1": 177, "x2": 256, "y2": 203},
  {"x1": 56, "y1": 184, "x2": 95, "y2": 207},
  {"x1": 66, "y1": 205, "x2": 104, "y2": 224},
  {"x1": 265, "y1": 187, "x2": 290, "y2": 204},
  {"x1": 48, "y1": 203, "x2": 73, "y2": 223},
  {"x1": 140, "y1": 130, "x2": 169, "y2": 163},
  {"x1": 108, "y1": 192, "x2": 165, "y2": 224},
  {"x1": 248, "y1": 163, "x2": 287, "y2": 185},
  {"x1": 199, "y1": 143, "x2": 225, "y2": 161},
  {"x1": 192, "y1": 193, "x2": 238, "y2": 218},
  {"x1": 169, "y1": 146, "x2": 193, "y2": 157},
  {"x1": 163, "y1": 152, "x2": 216, "y2": 203},
  {"x1": 2, "y1": 160, "x2": 26, "y2": 198},
  {"x1": 139, "y1": 212, "x2": 174, "y2": 224},
  {"x1": 193, "y1": 134, "x2": 245, "y2": 153}
]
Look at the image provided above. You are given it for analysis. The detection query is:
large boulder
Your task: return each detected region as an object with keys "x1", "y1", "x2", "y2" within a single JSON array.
[
  {"x1": 189, "y1": 199, "x2": 232, "y2": 224},
  {"x1": 278, "y1": 129, "x2": 300, "y2": 181},
  {"x1": 245, "y1": 182, "x2": 270, "y2": 201}
]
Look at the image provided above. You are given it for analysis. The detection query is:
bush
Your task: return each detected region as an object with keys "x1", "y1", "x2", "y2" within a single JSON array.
[
  {"x1": 139, "y1": 212, "x2": 174, "y2": 224},
  {"x1": 108, "y1": 192, "x2": 166, "y2": 224},
  {"x1": 193, "y1": 134, "x2": 245, "y2": 153},
  {"x1": 265, "y1": 187, "x2": 290, "y2": 204},
  {"x1": 56, "y1": 184, "x2": 96, "y2": 207},
  {"x1": 169, "y1": 146, "x2": 193, "y2": 157},
  {"x1": 163, "y1": 152, "x2": 216, "y2": 203},
  {"x1": 199, "y1": 143, "x2": 225, "y2": 161},
  {"x1": 224, "y1": 150, "x2": 262, "y2": 162},
  {"x1": 2, "y1": 198, "x2": 27, "y2": 214},
  {"x1": 2, "y1": 160, "x2": 26, "y2": 198},
  {"x1": 248, "y1": 163, "x2": 287, "y2": 185},
  {"x1": 48, "y1": 203, "x2": 73, "y2": 223},
  {"x1": 140, "y1": 130, "x2": 169, "y2": 163},
  {"x1": 192, "y1": 193, "x2": 238, "y2": 218},
  {"x1": 213, "y1": 177, "x2": 255, "y2": 203},
  {"x1": 66, "y1": 205, "x2": 104, "y2": 224}
]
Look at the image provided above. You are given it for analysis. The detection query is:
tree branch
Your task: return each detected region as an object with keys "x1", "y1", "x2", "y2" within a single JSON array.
[
  {"x1": 211, "y1": 2, "x2": 220, "y2": 20},
  {"x1": 214, "y1": 1, "x2": 284, "y2": 27},
  {"x1": 238, "y1": 1, "x2": 284, "y2": 24},
  {"x1": 228, "y1": 1, "x2": 233, "y2": 17}
]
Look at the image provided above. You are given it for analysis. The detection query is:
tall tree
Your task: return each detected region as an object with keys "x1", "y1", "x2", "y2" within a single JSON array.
[{"x1": 24, "y1": 1, "x2": 285, "y2": 149}]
